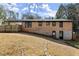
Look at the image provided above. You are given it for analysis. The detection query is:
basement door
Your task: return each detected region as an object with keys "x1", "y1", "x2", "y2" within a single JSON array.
[
  {"x1": 59, "y1": 31, "x2": 63, "y2": 39},
  {"x1": 52, "y1": 31, "x2": 56, "y2": 39}
]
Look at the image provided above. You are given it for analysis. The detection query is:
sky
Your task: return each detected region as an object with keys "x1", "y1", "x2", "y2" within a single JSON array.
[{"x1": 1, "y1": 3, "x2": 61, "y2": 19}]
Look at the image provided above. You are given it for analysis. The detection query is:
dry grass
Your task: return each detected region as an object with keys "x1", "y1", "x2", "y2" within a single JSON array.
[{"x1": 0, "y1": 33, "x2": 78, "y2": 56}]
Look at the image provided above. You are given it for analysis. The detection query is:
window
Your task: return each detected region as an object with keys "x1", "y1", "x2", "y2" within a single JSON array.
[
  {"x1": 52, "y1": 22, "x2": 56, "y2": 26},
  {"x1": 28, "y1": 22, "x2": 32, "y2": 28},
  {"x1": 25, "y1": 22, "x2": 32, "y2": 28},
  {"x1": 38, "y1": 22, "x2": 42, "y2": 26},
  {"x1": 46, "y1": 22, "x2": 50, "y2": 26},
  {"x1": 25, "y1": 22, "x2": 27, "y2": 28},
  {"x1": 59, "y1": 22, "x2": 63, "y2": 27}
]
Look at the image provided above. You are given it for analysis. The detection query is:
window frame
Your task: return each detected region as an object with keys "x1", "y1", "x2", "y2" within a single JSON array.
[
  {"x1": 52, "y1": 22, "x2": 56, "y2": 26},
  {"x1": 38, "y1": 22, "x2": 43, "y2": 26},
  {"x1": 59, "y1": 22, "x2": 63, "y2": 27},
  {"x1": 46, "y1": 22, "x2": 50, "y2": 26},
  {"x1": 25, "y1": 22, "x2": 32, "y2": 28}
]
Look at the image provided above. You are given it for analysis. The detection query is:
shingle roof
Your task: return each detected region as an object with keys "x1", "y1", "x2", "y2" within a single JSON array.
[{"x1": 4, "y1": 19, "x2": 72, "y2": 22}]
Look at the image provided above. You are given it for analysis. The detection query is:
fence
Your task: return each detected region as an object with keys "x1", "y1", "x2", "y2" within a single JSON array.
[{"x1": 0, "y1": 25, "x2": 21, "y2": 32}]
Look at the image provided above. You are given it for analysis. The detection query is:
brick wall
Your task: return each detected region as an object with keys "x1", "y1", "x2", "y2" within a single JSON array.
[{"x1": 22, "y1": 21, "x2": 72, "y2": 40}]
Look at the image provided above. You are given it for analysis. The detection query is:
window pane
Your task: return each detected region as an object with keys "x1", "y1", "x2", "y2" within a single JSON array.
[
  {"x1": 59, "y1": 22, "x2": 63, "y2": 27},
  {"x1": 28, "y1": 22, "x2": 32, "y2": 28},
  {"x1": 38, "y1": 22, "x2": 42, "y2": 26},
  {"x1": 25, "y1": 22, "x2": 32, "y2": 28},
  {"x1": 25, "y1": 22, "x2": 27, "y2": 28},
  {"x1": 52, "y1": 22, "x2": 56, "y2": 26}
]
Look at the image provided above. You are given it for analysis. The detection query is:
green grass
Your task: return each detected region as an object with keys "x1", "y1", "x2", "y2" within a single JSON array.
[{"x1": 65, "y1": 40, "x2": 79, "y2": 49}]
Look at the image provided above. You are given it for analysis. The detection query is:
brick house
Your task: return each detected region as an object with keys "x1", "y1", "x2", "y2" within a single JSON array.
[{"x1": 4, "y1": 19, "x2": 73, "y2": 40}]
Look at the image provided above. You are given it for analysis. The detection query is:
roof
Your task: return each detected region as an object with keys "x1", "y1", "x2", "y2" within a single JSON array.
[{"x1": 4, "y1": 19, "x2": 72, "y2": 22}]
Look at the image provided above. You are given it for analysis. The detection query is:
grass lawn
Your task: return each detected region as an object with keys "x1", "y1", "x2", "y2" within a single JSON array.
[
  {"x1": 0, "y1": 33, "x2": 78, "y2": 56},
  {"x1": 65, "y1": 40, "x2": 79, "y2": 49}
]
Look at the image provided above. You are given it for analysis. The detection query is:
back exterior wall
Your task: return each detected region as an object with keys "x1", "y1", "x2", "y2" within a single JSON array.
[{"x1": 22, "y1": 21, "x2": 72, "y2": 40}]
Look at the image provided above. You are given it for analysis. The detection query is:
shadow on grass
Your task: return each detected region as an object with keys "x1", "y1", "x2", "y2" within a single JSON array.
[{"x1": 19, "y1": 32, "x2": 70, "y2": 47}]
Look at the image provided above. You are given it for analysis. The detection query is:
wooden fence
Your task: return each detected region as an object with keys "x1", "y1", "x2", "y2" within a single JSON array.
[{"x1": 0, "y1": 25, "x2": 21, "y2": 32}]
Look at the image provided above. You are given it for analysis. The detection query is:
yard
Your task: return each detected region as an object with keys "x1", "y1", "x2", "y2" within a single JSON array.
[{"x1": 0, "y1": 33, "x2": 78, "y2": 56}]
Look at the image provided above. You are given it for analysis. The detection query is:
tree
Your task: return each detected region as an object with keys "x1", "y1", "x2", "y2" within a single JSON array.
[
  {"x1": 56, "y1": 4, "x2": 67, "y2": 19},
  {"x1": 67, "y1": 4, "x2": 77, "y2": 20},
  {"x1": 8, "y1": 10, "x2": 16, "y2": 20},
  {"x1": 0, "y1": 5, "x2": 7, "y2": 24},
  {"x1": 66, "y1": 4, "x2": 78, "y2": 30},
  {"x1": 22, "y1": 13, "x2": 41, "y2": 19},
  {"x1": 16, "y1": 12, "x2": 19, "y2": 19}
]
